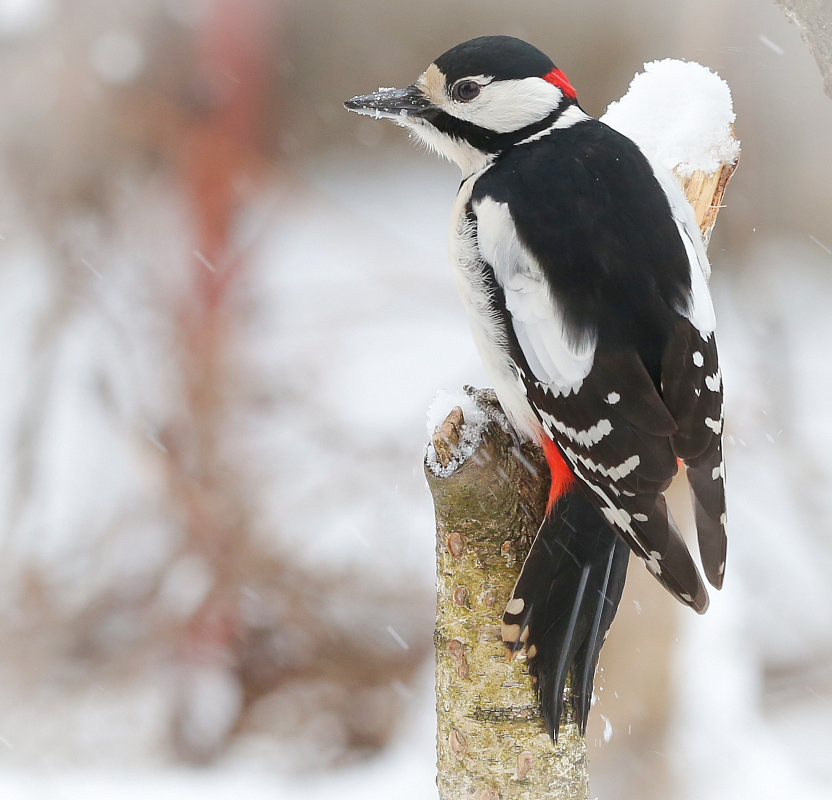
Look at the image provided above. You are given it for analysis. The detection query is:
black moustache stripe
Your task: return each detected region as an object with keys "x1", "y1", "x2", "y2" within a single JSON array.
[{"x1": 421, "y1": 102, "x2": 576, "y2": 153}]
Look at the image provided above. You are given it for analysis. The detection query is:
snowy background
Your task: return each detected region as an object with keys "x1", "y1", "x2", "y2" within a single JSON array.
[{"x1": 1, "y1": 0, "x2": 831, "y2": 798}]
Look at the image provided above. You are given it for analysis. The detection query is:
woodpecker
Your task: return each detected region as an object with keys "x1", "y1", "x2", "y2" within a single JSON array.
[{"x1": 346, "y1": 36, "x2": 726, "y2": 738}]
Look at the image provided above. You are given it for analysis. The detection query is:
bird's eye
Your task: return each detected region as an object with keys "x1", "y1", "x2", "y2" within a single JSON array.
[{"x1": 452, "y1": 80, "x2": 480, "y2": 102}]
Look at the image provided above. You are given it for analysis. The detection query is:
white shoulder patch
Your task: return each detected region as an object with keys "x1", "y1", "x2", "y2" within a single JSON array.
[{"x1": 473, "y1": 196, "x2": 595, "y2": 396}]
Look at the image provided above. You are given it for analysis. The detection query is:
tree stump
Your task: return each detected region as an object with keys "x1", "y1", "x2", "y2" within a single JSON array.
[{"x1": 428, "y1": 390, "x2": 589, "y2": 800}]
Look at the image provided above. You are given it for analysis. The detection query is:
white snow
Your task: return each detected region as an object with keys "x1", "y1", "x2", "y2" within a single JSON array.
[
  {"x1": 808, "y1": 235, "x2": 832, "y2": 257},
  {"x1": 602, "y1": 59, "x2": 740, "y2": 177},
  {"x1": 424, "y1": 388, "x2": 492, "y2": 478},
  {"x1": 601, "y1": 714, "x2": 613, "y2": 743},
  {"x1": 759, "y1": 34, "x2": 785, "y2": 56},
  {"x1": 425, "y1": 387, "x2": 488, "y2": 440}
]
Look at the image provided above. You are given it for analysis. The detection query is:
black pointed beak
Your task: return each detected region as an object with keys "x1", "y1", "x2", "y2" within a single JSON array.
[{"x1": 344, "y1": 84, "x2": 431, "y2": 120}]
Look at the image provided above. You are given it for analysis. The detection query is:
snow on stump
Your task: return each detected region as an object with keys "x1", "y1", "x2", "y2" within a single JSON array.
[{"x1": 602, "y1": 58, "x2": 740, "y2": 245}]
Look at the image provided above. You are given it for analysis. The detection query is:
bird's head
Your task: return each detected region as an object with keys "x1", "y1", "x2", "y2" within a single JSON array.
[{"x1": 345, "y1": 36, "x2": 581, "y2": 175}]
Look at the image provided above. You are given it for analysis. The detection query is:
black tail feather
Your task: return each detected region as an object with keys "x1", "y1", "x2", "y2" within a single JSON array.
[
  {"x1": 686, "y1": 452, "x2": 727, "y2": 589},
  {"x1": 502, "y1": 490, "x2": 629, "y2": 738},
  {"x1": 573, "y1": 542, "x2": 622, "y2": 728}
]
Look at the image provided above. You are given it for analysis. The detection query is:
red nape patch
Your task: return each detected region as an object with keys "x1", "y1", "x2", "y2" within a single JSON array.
[
  {"x1": 543, "y1": 67, "x2": 577, "y2": 100},
  {"x1": 540, "y1": 437, "x2": 575, "y2": 512}
]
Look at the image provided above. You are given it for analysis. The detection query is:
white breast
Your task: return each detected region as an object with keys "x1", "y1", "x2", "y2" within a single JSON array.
[{"x1": 448, "y1": 173, "x2": 543, "y2": 441}]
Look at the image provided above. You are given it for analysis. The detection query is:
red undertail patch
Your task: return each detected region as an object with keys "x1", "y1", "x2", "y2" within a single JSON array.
[
  {"x1": 541, "y1": 436, "x2": 575, "y2": 512},
  {"x1": 542, "y1": 67, "x2": 577, "y2": 100}
]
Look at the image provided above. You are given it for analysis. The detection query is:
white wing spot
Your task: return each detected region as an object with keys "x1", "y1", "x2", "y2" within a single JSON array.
[
  {"x1": 580, "y1": 477, "x2": 641, "y2": 543},
  {"x1": 608, "y1": 455, "x2": 641, "y2": 482},
  {"x1": 705, "y1": 371, "x2": 721, "y2": 392},
  {"x1": 541, "y1": 412, "x2": 612, "y2": 448},
  {"x1": 692, "y1": 351, "x2": 704, "y2": 367},
  {"x1": 720, "y1": 512, "x2": 727, "y2": 525},
  {"x1": 606, "y1": 392, "x2": 620, "y2": 405},
  {"x1": 602, "y1": 505, "x2": 632, "y2": 531},
  {"x1": 645, "y1": 551, "x2": 662, "y2": 575},
  {"x1": 718, "y1": 560, "x2": 726, "y2": 575},
  {"x1": 633, "y1": 513, "x2": 648, "y2": 522},
  {"x1": 705, "y1": 417, "x2": 722, "y2": 434},
  {"x1": 563, "y1": 446, "x2": 640, "y2": 482}
]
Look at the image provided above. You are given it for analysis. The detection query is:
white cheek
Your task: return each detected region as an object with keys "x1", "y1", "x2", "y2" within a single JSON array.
[{"x1": 446, "y1": 77, "x2": 563, "y2": 133}]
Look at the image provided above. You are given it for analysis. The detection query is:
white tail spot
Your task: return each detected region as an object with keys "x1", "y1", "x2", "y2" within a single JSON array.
[{"x1": 505, "y1": 598, "x2": 525, "y2": 615}]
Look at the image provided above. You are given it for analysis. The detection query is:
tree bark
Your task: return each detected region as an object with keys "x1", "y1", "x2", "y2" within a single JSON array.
[
  {"x1": 429, "y1": 393, "x2": 589, "y2": 800},
  {"x1": 773, "y1": 0, "x2": 832, "y2": 101}
]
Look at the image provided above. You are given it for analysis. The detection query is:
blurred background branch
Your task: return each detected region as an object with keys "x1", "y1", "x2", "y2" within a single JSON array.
[{"x1": 772, "y1": 0, "x2": 832, "y2": 99}]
